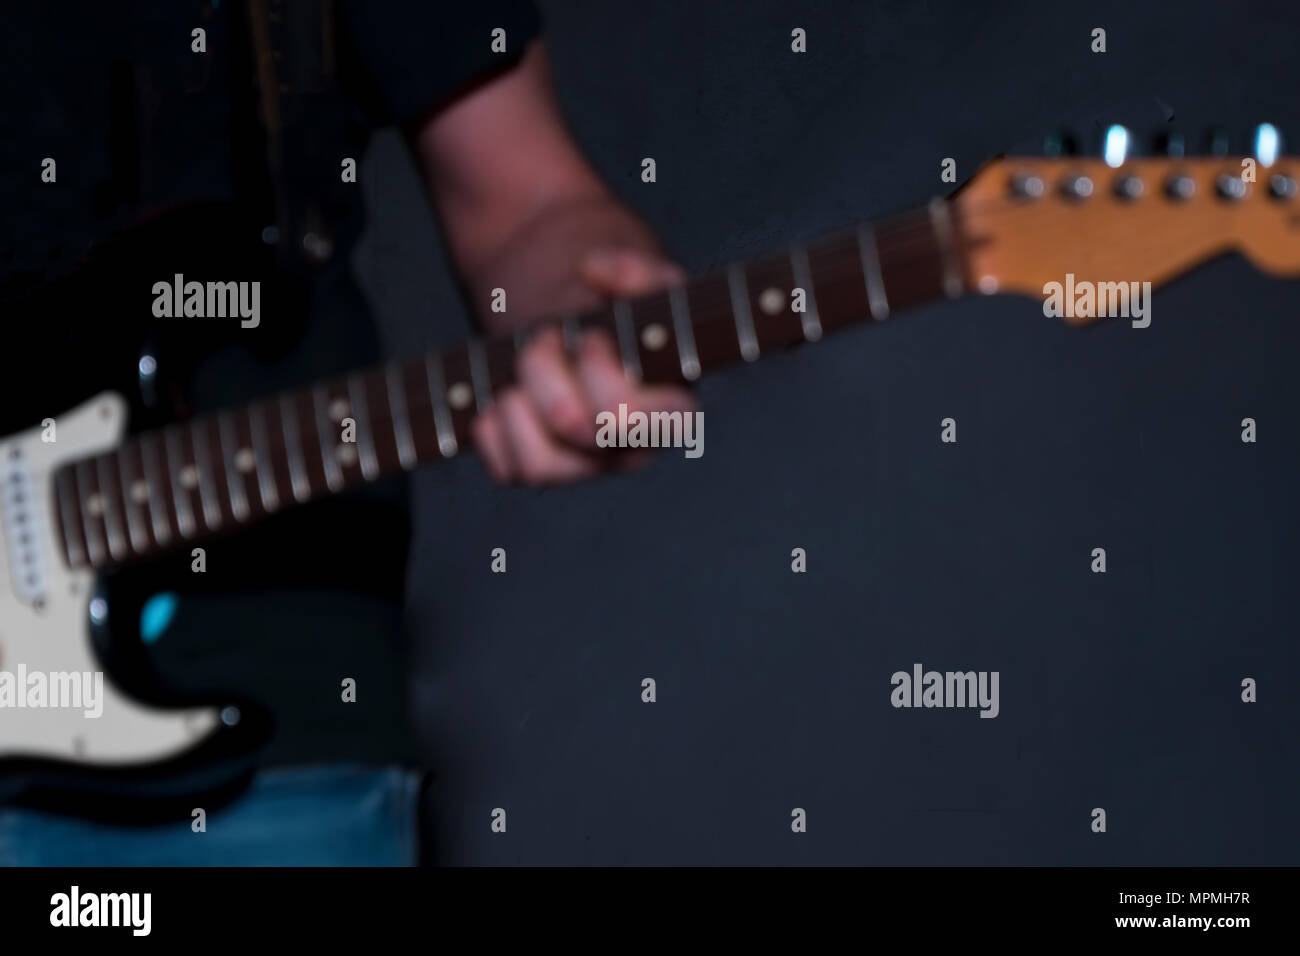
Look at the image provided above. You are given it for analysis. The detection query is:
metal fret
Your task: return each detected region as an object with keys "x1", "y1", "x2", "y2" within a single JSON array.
[
  {"x1": 190, "y1": 420, "x2": 223, "y2": 531},
  {"x1": 217, "y1": 413, "x2": 250, "y2": 522},
  {"x1": 347, "y1": 375, "x2": 379, "y2": 481},
  {"x1": 668, "y1": 286, "x2": 701, "y2": 381},
  {"x1": 55, "y1": 470, "x2": 86, "y2": 567},
  {"x1": 139, "y1": 434, "x2": 172, "y2": 545},
  {"x1": 73, "y1": 460, "x2": 106, "y2": 566},
  {"x1": 425, "y1": 353, "x2": 459, "y2": 457},
  {"x1": 857, "y1": 224, "x2": 890, "y2": 320},
  {"x1": 95, "y1": 456, "x2": 127, "y2": 561},
  {"x1": 312, "y1": 386, "x2": 344, "y2": 492},
  {"x1": 789, "y1": 245, "x2": 823, "y2": 342},
  {"x1": 248, "y1": 405, "x2": 280, "y2": 513},
  {"x1": 928, "y1": 197, "x2": 963, "y2": 298},
  {"x1": 468, "y1": 339, "x2": 493, "y2": 412},
  {"x1": 385, "y1": 365, "x2": 417, "y2": 471},
  {"x1": 280, "y1": 395, "x2": 311, "y2": 504},
  {"x1": 613, "y1": 301, "x2": 642, "y2": 381},
  {"x1": 91, "y1": 460, "x2": 124, "y2": 562},
  {"x1": 727, "y1": 264, "x2": 760, "y2": 362},
  {"x1": 162, "y1": 428, "x2": 197, "y2": 539},
  {"x1": 561, "y1": 314, "x2": 580, "y2": 354},
  {"x1": 115, "y1": 446, "x2": 148, "y2": 553}
]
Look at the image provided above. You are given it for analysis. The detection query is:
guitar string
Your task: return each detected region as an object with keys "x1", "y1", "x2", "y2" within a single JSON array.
[
  {"x1": 76, "y1": 184, "x2": 1190, "y2": 552},
  {"x1": 111, "y1": 188, "x2": 1113, "y2": 481}
]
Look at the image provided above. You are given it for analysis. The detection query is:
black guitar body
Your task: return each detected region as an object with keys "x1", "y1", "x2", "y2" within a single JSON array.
[{"x1": 0, "y1": 205, "x2": 310, "y2": 822}]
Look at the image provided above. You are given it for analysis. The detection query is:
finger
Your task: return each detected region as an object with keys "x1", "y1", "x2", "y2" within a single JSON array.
[
  {"x1": 471, "y1": 407, "x2": 515, "y2": 483},
  {"x1": 575, "y1": 330, "x2": 699, "y2": 418},
  {"x1": 573, "y1": 329, "x2": 638, "y2": 413},
  {"x1": 497, "y1": 389, "x2": 603, "y2": 485},
  {"x1": 517, "y1": 326, "x2": 593, "y2": 447},
  {"x1": 578, "y1": 247, "x2": 685, "y2": 297}
]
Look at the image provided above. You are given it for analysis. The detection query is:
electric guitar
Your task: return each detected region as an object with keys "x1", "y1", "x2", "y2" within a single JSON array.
[{"x1": 3, "y1": 129, "x2": 1299, "y2": 818}]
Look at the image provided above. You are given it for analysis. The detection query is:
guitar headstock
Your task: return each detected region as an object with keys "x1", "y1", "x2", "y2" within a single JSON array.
[{"x1": 955, "y1": 125, "x2": 1300, "y2": 323}]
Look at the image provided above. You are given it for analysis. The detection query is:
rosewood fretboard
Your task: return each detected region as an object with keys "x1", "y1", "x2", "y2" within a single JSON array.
[{"x1": 52, "y1": 199, "x2": 969, "y2": 571}]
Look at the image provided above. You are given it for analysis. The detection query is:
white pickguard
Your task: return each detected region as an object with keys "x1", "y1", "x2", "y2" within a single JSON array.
[{"x1": 0, "y1": 392, "x2": 220, "y2": 764}]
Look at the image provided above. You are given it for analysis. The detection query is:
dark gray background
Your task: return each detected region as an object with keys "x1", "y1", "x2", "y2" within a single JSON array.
[{"x1": 354, "y1": 0, "x2": 1300, "y2": 864}]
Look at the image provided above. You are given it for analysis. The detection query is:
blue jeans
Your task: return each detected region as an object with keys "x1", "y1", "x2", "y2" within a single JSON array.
[{"x1": 0, "y1": 764, "x2": 421, "y2": 866}]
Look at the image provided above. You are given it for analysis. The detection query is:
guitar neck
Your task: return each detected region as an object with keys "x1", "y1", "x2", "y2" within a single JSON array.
[{"x1": 53, "y1": 198, "x2": 968, "y2": 571}]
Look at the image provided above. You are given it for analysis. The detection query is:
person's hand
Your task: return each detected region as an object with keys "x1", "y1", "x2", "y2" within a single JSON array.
[
  {"x1": 465, "y1": 194, "x2": 699, "y2": 484},
  {"x1": 413, "y1": 40, "x2": 697, "y2": 483}
]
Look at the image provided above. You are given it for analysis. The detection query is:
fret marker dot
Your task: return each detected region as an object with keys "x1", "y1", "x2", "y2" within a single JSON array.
[
  {"x1": 336, "y1": 443, "x2": 358, "y2": 466},
  {"x1": 978, "y1": 275, "x2": 999, "y2": 294},
  {"x1": 447, "y1": 382, "x2": 473, "y2": 410},
  {"x1": 758, "y1": 287, "x2": 785, "y2": 315},
  {"x1": 234, "y1": 448, "x2": 256, "y2": 473},
  {"x1": 179, "y1": 466, "x2": 199, "y2": 490},
  {"x1": 328, "y1": 397, "x2": 350, "y2": 423},
  {"x1": 130, "y1": 480, "x2": 149, "y2": 503},
  {"x1": 640, "y1": 323, "x2": 669, "y2": 351},
  {"x1": 85, "y1": 493, "x2": 104, "y2": 516}
]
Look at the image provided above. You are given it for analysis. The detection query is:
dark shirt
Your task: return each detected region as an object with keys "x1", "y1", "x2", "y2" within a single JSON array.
[{"x1": 0, "y1": 0, "x2": 540, "y2": 771}]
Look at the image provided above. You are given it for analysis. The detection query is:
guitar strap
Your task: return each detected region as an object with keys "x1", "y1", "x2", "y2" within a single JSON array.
[
  {"x1": 244, "y1": 0, "x2": 340, "y2": 272},
  {"x1": 247, "y1": 0, "x2": 288, "y2": 258}
]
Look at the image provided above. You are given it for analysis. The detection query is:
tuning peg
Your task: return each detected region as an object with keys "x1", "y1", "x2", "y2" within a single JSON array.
[
  {"x1": 1103, "y1": 124, "x2": 1132, "y2": 167},
  {"x1": 1205, "y1": 126, "x2": 1231, "y2": 157},
  {"x1": 1043, "y1": 130, "x2": 1079, "y2": 157},
  {"x1": 1154, "y1": 130, "x2": 1186, "y2": 158},
  {"x1": 1104, "y1": 124, "x2": 1142, "y2": 198},
  {"x1": 1253, "y1": 123, "x2": 1281, "y2": 167}
]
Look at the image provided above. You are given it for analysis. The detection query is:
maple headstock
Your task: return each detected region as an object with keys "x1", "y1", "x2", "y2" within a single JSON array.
[{"x1": 955, "y1": 126, "x2": 1300, "y2": 323}]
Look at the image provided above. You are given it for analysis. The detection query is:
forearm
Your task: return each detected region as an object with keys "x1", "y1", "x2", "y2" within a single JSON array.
[
  {"x1": 405, "y1": 35, "x2": 695, "y2": 485},
  {"x1": 413, "y1": 40, "x2": 610, "y2": 281}
]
